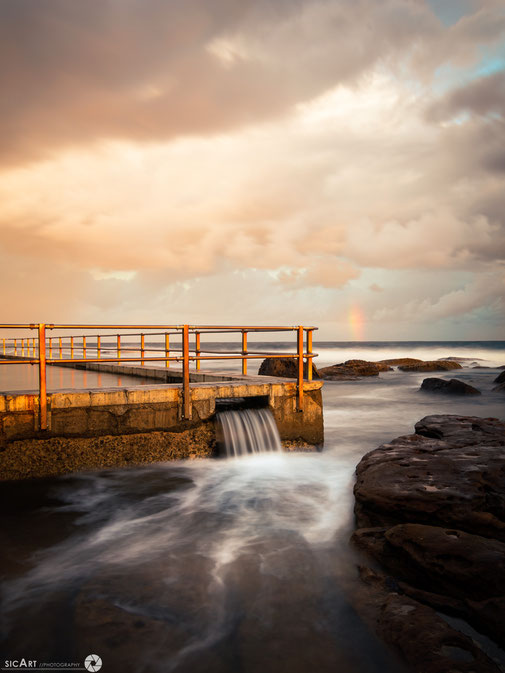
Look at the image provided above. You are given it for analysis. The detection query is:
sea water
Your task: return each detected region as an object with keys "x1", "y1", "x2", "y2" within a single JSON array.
[{"x1": 1, "y1": 342, "x2": 504, "y2": 672}]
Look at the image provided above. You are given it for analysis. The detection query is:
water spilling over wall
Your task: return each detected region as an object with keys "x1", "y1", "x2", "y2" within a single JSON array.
[{"x1": 217, "y1": 408, "x2": 282, "y2": 457}]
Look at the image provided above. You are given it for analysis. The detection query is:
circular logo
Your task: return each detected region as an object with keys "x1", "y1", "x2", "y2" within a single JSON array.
[{"x1": 84, "y1": 654, "x2": 103, "y2": 672}]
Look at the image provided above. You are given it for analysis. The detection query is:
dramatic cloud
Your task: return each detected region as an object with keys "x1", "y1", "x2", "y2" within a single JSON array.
[{"x1": 0, "y1": 0, "x2": 504, "y2": 337}]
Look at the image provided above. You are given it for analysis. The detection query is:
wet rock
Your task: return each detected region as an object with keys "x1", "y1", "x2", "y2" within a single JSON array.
[
  {"x1": 350, "y1": 567, "x2": 501, "y2": 673},
  {"x1": 354, "y1": 414, "x2": 505, "y2": 539},
  {"x1": 398, "y1": 360, "x2": 463, "y2": 372},
  {"x1": 420, "y1": 377, "x2": 481, "y2": 395},
  {"x1": 378, "y1": 358, "x2": 424, "y2": 366},
  {"x1": 377, "y1": 594, "x2": 501, "y2": 673},
  {"x1": 494, "y1": 370, "x2": 505, "y2": 384},
  {"x1": 258, "y1": 357, "x2": 320, "y2": 379},
  {"x1": 353, "y1": 524, "x2": 505, "y2": 601},
  {"x1": 352, "y1": 415, "x2": 505, "y2": 662},
  {"x1": 319, "y1": 359, "x2": 391, "y2": 380},
  {"x1": 494, "y1": 382, "x2": 505, "y2": 393}
]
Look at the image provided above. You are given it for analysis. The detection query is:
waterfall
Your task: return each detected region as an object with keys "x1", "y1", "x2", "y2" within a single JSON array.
[{"x1": 217, "y1": 407, "x2": 282, "y2": 457}]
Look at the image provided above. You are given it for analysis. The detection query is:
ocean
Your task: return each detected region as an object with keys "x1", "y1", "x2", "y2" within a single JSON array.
[{"x1": 1, "y1": 341, "x2": 504, "y2": 671}]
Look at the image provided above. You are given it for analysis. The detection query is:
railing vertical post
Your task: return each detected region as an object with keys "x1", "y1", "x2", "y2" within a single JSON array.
[
  {"x1": 32, "y1": 338, "x2": 35, "y2": 356},
  {"x1": 117, "y1": 335, "x2": 121, "y2": 360},
  {"x1": 38, "y1": 323, "x2": 47, "y2": 430},
  {"x1": 182, "y1": 325, "x2": 191, "y2": 419},
  {"x1": 165, "y1": 333, "x2": 169, "y2": 368},
  {"x1": 14, "y1": 338, "x2": 17, "y2": 355},
  {"x1": 97, "y1": 335, "x2": 101, "y2": 359},
  {"x1": 195, "y1": 332, "x2": 201, "y2": 371},
  {"x1": 59, "y1": 337, "x2": 63, "y2": 359},
  {"x1": 307, "y1": 329, "x2": 313, "y2": 381},
  {"x1": 140, "y1": 333, "x2": 145, "y2": 366},
  {"x1": 2, "y1": 338, "x2": 5, "y2": 355},
  {"x1": 297, "y1": 325, "x2": 304, "y2": 412},
  {"x1": 48, "y1": 338, "x2": 52, "y2": 359},
  {"x1": 70, "y1": 336, "x2": 74, "y2": 359},
  {"x1": 82, "y1": 336, "x2": 86, "y2": 359},
  {"x1": 242, "y1": 331, "x2": 248, "y2": 375}
]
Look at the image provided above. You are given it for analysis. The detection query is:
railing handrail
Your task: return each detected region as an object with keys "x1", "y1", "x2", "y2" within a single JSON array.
[{"x1": 0, "y1": 323, "x2": 318, "y2": 429}]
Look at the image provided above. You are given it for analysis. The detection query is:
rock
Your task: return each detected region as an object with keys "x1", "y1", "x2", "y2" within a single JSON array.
[
  {"x1": 349, "y1": 566, "x2": 501, "y2": 673},
  {"x1": 319, "y1": 359, "x2": 390, "y2": 380},
  {"x1": 399, "y1": 360, "x2": 463, "y2": 372},
  {"x1": 494, "y1": 382, "x2": 505, "y2": 393},
  {"x1": 258, "y1": 357, "x2": 320, "y2": 379},
  {"x1": 420, "y1": 377, "x2": 481, "y2": 395},
  {"x1": 352, "y1": 415, "x2": 505, "y2": 660},
  {"x1": 377, "y1": 594, "x2": 501, "y2": 673},
  {"x1": 355, "y1": 524, "x2": 505, "y2": 601},
  {"x1": 354, "y1": 415, "x2": 505, "y2": 539},
  {"x1": 378, "y1": 358, "x2": 424, "y2": 366},
  {"x1": 494, "y1": 370, "x2": 505, "y2": 384}
]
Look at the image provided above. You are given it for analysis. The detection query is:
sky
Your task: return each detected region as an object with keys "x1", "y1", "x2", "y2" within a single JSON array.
[{"x1": 0, "y1": 0, "x2": 504, "y2": 340}]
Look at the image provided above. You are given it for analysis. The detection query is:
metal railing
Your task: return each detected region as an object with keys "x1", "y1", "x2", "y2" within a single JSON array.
[{"x1": 0, "y1": 324, "x2": 317, "y2": 430}]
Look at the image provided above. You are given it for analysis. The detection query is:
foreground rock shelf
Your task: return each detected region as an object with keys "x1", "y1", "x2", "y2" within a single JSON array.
[{"x1": 351, "y1": 414, "x2": 505, "y2": 673}]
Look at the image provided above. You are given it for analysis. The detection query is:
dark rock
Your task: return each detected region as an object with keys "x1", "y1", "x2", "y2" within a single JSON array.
[
  {"x1": 494, "y1": 382, "x2": 505, "y2": 393},
  {"x1": 352, "y1": 415, "x2": 505, "y2": 658},
  {"x1": 377, "y1": 594, "x2": 501, "y2": 673},
  {"x1": 258, "y1": 357, "x2": 320, "y2": 379},
  {"x1": 420, "y1": 377, "x2": 481, "y2": 395},
  {"x1": 399, "y1": 360, "x2": 463, "y2": 372},
  {"x1": 350, "y1": 566, "x2": 501, "y2": 673},
  {"x1": 354, "y1": 414, "x2": 505, "y2": 540},
  {"x1": 494, "y1": 370, "x2": 505, "y2": 384}
]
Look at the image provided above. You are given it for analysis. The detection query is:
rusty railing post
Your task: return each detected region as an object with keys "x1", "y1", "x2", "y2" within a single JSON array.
[
  {"x1": 182, "y1": 325, "x2": 191, "y2": 419},
  {"x1": 59, "y1": 336, "x2": 63, "y2": 359},
  {"x1": 97, "y1": 335, "x2": 101, "y2": 359},
  {"x1": 38, "y1": 323, "x2": 48, "y2": 430},
  {"x1": 242, "y1": 331, "x2": 248, "y2": 375},
  {"x1": 14, "y1": 338, "x2": 17, "y2": 356},
  {"x1": 2, "y1": 338, "x2": 5, "y2": 355},
  {"x1": 195, "y1": 332, "x2": 201, "y2": 371},
  {"x1": 117, "y1": 335, "x2": 121, "y2": 360},
  {"x1": 82, "y1": 336, "x2": 87, "y2": 359},
  {"x1": 306, "y1": 329, "x2": 313, "y2": 381},
  {"x1": 70, "y1": 336, "x2": 74, "y2": 359},
  {"x1": 141, "y1": 333, "x2": 145, "y2": 366},
  {"x1": 297, "y1": 325, "x2": 304, "y2": 412},
  {"x1": 165, "y1": 333, "x2": 169, "y2": 368},
  {"x1": 48, "y1": 337, "x2": 52, "y2": 359}
]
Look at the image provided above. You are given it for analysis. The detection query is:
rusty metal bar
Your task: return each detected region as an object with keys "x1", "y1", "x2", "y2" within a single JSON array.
[
  {"x1": 82, "y1": 336, "x2": 86, "y2": 359},
  {"x1": 38, "y1": 324, "x2": 47, "y2": 431},
  {"x1": 242, "y1": 331, "x2": 248, "y2": 375},
  {"x1": 195, "y1": 332, "x2": 201, "y2": 371},
  {"x1": 307, "y1": 329, "x2": 313, "y2": 381},
  {"x1": 59, "y1": 337, "x2": 63, "y2": 360},
  {"x1": 48, "y1": 338, "x2": 52, "y2": 359},
  {"x1": 165, "y1": 333, "x2": 170, "y2": 368},
  {"x1": 117, "y1": 335, "x2": 121, "y2": 360},
  {"x1": 97, "y1": 335, "x2": 101, "y2": 359},
  {"x1": 14, "y1": 338, "x2": 17, "y2": 355},
  {"x1": 70, "y1": 336, "x2": 74, "y2": 359},
  {"x1": 182, "y1": 325, "x2": 190, "y2": 419},
  {"x1": 2, "y1": 338, "x2": 5, "y2": 355},
  {"x1": 297, "y1": 325, "x2": 304, "y2": 411},
  {"x1": 140, "y1": 333, "x2": 145, "y2": 366}
]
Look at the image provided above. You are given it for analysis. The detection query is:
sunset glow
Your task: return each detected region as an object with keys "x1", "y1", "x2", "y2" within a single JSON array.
[
  {"x1": 348, "y1": 305, "x2": 365, "y2": 341},
  {"x1": 0, "y1": 1, "x2": 503, "y2": 338}
]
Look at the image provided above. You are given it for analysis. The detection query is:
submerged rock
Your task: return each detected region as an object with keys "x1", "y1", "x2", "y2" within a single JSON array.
[
  {"x1": 352, "y1": 414, "x2": 505, "y2": 663},
  {"x1": 398, "y1": 360, "x2": 463, "y2": 372},
  {"x1": 420, "y1": 377, "x2": 481, "y2": 395}
]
